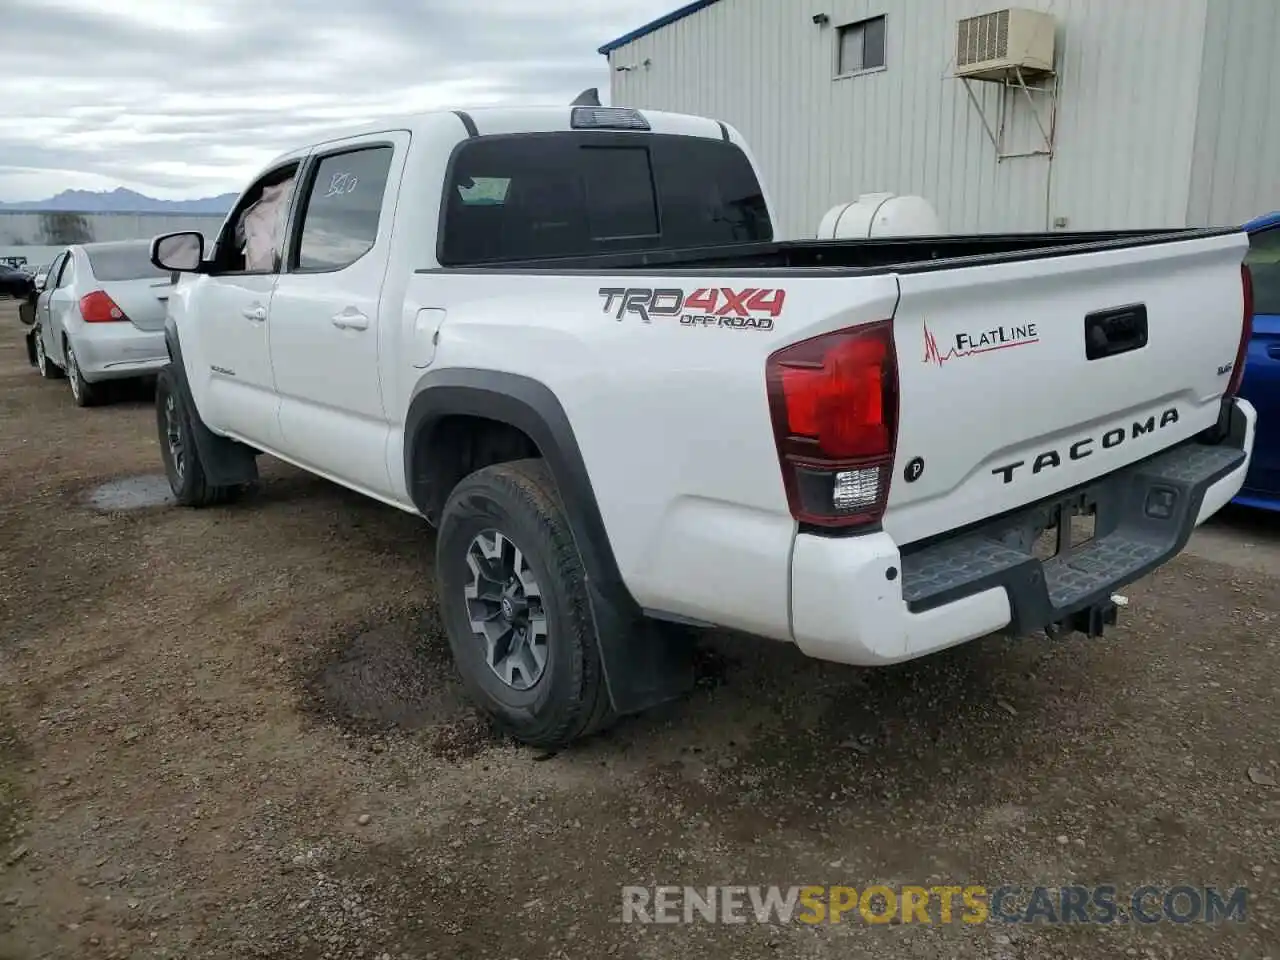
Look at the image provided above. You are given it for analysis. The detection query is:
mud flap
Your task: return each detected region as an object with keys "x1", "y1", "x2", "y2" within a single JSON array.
[
  {"x1": 163, "y1": 326, "x2": 259, "y2": 489},
  {"x1": 585, "y1": 578, "x2": 696, "y2": 717}
]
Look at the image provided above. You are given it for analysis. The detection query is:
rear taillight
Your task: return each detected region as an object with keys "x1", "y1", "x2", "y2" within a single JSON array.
[
  {"x1": 1226, "y1": 263, "x2": 1253, "y2": 397},
  {"x1": 765, "y1": 321, "x2": 899, "y2": 528},
  {"x1": 80, "y1": 290, "x2": 128, "y2": 323}
]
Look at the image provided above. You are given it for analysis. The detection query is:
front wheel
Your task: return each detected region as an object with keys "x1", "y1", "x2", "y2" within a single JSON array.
[
  {"x1": 436, "y1": 459, "x2": 615, "y2": 748},
  {"x1": 155, "y1": 367, "x2": 241, "y2": 507}
]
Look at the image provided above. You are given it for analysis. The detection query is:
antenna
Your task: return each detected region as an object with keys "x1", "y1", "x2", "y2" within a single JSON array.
[{"x1": 570, "y1": 87, "x2": 601, "y2": 107}]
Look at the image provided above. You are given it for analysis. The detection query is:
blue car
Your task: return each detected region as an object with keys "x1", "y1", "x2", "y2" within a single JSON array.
[{"x1": 1236, "y1": 211, "x2": 1280, "y2": 511}]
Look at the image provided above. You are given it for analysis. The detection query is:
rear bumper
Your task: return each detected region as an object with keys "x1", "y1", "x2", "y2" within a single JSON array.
[
  {"x1": 71, "y1": 326, "x2": 167, "y2": 381},
  {"x1": 789, "y1": 397, "x2": 1256, "y2": 666}
]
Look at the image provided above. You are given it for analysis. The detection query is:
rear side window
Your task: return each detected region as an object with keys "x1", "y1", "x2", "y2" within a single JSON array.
[
  {"x1": 1246, "y1": 227, "x2": 1280, "y2": 315},
  {"x1": 439, "y1": 133, "x2": 772, "y2": 265},
  {"x1": 86, "y1": 245, "x2": 169, "y2": 282},
  {"x1": 295, "y1": 146, "x2": 394, "y2": 272}
]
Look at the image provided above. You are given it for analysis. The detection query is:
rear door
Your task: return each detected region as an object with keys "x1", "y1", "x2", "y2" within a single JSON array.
[
  {"x1": 82, "y1": 242, "x2": 174, "y2": 331},
  {"x1": 887, "y1": 231, "x2": 1249, "y2": 546},
  {"x1": 1240, "y1": 224, "x2": 1280, "y2": 500},
  {"x1": 268, "y1": 132, "x2": 406, "y2": 498}
]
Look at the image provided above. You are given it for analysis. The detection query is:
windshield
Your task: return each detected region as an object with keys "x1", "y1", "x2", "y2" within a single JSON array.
[{"x1": 86, "y1": 244, "x2": 171, "y2": 282}]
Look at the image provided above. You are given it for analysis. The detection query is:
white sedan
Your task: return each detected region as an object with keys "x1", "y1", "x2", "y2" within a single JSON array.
[{"x1": 32, "y1": 240, "x2": 173, "y2": 407}]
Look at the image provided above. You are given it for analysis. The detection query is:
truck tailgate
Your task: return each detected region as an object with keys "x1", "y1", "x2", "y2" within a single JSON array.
[{"x1": 886, "y1": 231, "x2": 1249, "y2": 547}]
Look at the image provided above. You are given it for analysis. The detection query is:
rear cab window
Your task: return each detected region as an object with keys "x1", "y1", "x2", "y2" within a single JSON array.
[
  {"x1": 87, "y1": 245, "x2": 173, "y2": 282},
  {"x1": 438, "y1": 132, "x2": 772, "y2": 265}
]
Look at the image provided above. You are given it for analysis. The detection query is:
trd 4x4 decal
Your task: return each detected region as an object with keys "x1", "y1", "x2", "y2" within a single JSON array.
[{"x1": 597, "y1": 286, "x2": 786, "y2": 331}]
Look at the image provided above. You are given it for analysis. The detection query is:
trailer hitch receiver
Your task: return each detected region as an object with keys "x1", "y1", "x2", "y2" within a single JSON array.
[{"x1": 1045, "y1": 595, "x2": 1122, "y2": 639}]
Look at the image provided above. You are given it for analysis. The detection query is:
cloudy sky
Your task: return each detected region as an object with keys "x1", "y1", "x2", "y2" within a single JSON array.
[{"x1": 0, "y1": 0, "x2": 678, "y2": 202}]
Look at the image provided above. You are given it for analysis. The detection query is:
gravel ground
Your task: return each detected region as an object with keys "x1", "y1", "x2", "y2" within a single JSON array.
[{"x1": 0, "y1": 303, "x2": 1278, "y2": 959}]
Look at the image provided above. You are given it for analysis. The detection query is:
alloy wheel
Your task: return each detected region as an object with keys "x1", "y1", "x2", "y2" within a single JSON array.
[
  {"x1": 163, "y1": 391, "x2": 186, "y2": 481},
  {"x1": 66, "y1": 345, "x2": 81, "y2": 401},
  {"x1": 463, "y1": 529, "x2": 549, "y2": 691}
]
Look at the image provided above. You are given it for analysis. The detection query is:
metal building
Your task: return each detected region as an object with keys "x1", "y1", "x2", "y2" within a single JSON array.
[
  {"x1": 0, "y1": 211, "x2": 225, "y2": 270},
  {"x1": 600, "y1": 0, "x2": 1280, "y2": 239}
]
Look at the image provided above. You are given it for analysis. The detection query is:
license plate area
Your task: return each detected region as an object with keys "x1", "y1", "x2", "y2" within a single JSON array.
[{"x1": 1004, "y1": 494, "x2": 1098, "y2": 562}]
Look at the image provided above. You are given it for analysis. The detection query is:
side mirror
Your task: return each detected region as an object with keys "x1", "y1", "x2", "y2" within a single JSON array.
[
  {"x1": 151, "y1": 231, "x2": 205, "y2": 273},
  {"x1": 33, "y1": 276, "x2": 46, "y2": 292}
]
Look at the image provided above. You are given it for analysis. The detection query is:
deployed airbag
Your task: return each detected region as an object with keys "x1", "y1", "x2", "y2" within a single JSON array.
[{"x1": 238, "y1": 177, "x2": 295, "y2": 271}]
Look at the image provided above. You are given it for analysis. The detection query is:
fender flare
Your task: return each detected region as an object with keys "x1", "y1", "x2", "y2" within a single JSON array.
[
  {"x1": 163, "y1": 321, "x2": 259, "y2": 488},
  {"x1": 405, "y1": 368, "x2": 635, "y2": 609},
  {"x1": 405, "y1": 368, "x2": 694, "y2": 716}
]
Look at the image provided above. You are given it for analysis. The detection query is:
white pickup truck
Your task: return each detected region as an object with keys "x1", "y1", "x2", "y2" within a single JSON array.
[{"x1": 149, "y1": 105, "x2": 1257, "y2": 747}]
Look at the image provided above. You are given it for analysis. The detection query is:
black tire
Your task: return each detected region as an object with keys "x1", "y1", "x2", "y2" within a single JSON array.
[
  {"x1": 64, "y1": 339, "x2": 100, "y2": 407},
  {"x1": 436, "y1": 458, "x2": 615, "y2": 748},
  {"x1": 33, "y1": 329, "x2": 64, "y2": 380},
  {"x1": 155, "y1": 366, "x2": 241, "y2": 507}
]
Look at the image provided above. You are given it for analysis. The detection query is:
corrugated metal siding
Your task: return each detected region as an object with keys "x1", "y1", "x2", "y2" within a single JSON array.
[
  {"x1": 0, "y1": 211, "x2": 224, "y2": 267},
  {"x1": 608, "y1": 0, "x2": 1210, "y2": 238},
  {"x1": 1187, "y1": 0, "x2": 1280, "y2": 227}
]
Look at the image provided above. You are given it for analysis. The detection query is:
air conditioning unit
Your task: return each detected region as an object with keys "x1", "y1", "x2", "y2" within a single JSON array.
[{"x1": 955, "y1": 8, "x2": 1056, "y2": 81}]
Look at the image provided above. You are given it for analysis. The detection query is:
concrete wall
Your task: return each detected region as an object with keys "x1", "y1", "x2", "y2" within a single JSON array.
[
  {"x1": 0, "y1": 211, "x2": 225, "y2": 270},
  {"x1": 606, "y1": 0, "x2": 1217, "y2": 238}
]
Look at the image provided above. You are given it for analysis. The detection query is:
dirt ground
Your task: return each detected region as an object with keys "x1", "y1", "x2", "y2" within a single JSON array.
[{"x1": 0, "y1": 302, "x2": 1278, "y2": 960}]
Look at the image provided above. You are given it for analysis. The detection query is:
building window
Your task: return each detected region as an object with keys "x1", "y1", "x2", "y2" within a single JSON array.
[{"x1": 837, "y1": 15, "x2": 886, "y2": 76}]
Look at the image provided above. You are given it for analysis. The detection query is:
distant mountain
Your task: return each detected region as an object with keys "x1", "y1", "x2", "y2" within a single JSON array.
[{"x1": 0, "y1": 187, "x2": 236, "y2": 215}]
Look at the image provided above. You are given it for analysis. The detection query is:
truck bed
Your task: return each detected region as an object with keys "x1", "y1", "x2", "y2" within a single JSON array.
[{"x1": 421, "y1": 227, "x2": 1241, "y2": 276}]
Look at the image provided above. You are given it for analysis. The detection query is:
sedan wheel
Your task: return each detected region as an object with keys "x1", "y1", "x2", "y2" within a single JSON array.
[
  {"x1": 34, "y1": 330, "x2": 63, "y2": 380},
  {"x1": 66, "y1": 344, "x2": 81, "y2": 401},
  {"x1": 65, "y1": 341, "x2": 99, "y2": 407}
]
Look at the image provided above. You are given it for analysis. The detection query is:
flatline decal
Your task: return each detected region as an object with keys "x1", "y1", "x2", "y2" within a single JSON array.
[{"x1": 923, "y1": 320, "x2": 1040, "y2": 367}]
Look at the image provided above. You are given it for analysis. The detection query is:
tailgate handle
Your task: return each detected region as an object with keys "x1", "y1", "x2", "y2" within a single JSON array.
[{"x1": 1085, "y1": 304, "x2": 1148, "y2": 361}]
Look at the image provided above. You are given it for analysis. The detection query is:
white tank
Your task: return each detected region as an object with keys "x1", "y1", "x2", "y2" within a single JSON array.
[{"x1": 816, "y1": 193, "x2": 943, "y2": 239}]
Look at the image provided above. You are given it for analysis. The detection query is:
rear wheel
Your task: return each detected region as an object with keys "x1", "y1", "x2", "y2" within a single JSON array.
[
  {"x1": 436, "y1": 459, "x2": 615, "y2": 748},
  {"x1": 156, "y1": 367, "x2": 241, "y2": 507},
  {"x1": 34, "y1": 329, "x2": 64, "y2": 380},
  {"x1": 64, "y1": 340, "x2": 99, "y2": 407}
]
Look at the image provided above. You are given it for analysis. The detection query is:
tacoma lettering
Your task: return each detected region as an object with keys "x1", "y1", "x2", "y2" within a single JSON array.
[{"x1": 991, "y1": 409, "x2": 1180, "y2": 485}]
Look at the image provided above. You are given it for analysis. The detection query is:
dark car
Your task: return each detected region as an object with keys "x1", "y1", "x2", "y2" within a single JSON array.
[{"x1": 0, "y1": 263, "x2": 34, "y2": 299}]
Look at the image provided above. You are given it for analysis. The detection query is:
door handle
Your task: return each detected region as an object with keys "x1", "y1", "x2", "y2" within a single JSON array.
[
  {"x1": 331, "y1": 309, "x2": 369, "y2": 331},
  {"x1": 241, "y1": 305, "x2": 266, "y2": 322},
  {"x1": 1268, "y1": 344, "x2": 1280, "y2": 361},
  {"x1": 1084, "y1": 304, "x2": 1148, "y2": 361}
]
